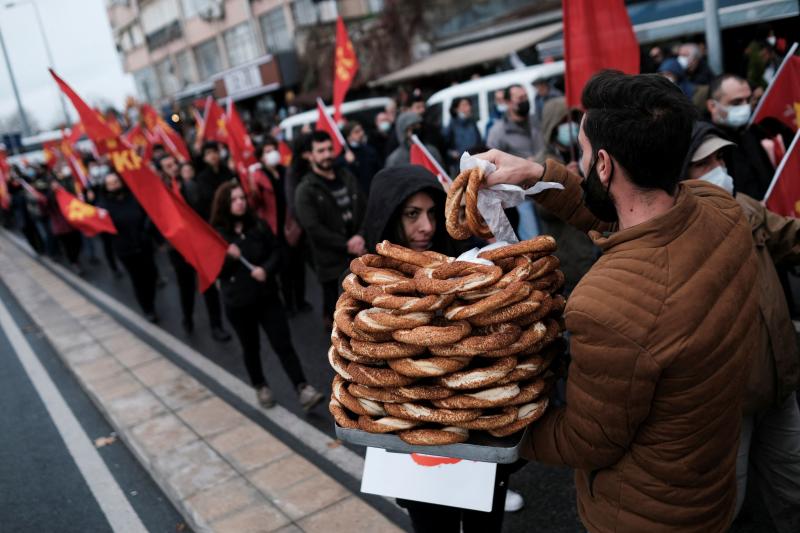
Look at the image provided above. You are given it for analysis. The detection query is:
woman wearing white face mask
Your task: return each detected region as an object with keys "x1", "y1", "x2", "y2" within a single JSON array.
[
  {"x1": 533, "y1": 97, "x2": 598, "y2": 296},
  {"x1": 684, "y1": 122, "x2": 800, "y2": 532},
  {"x1": 253, "y1": 137, "x2": 312, "y2": 316}
]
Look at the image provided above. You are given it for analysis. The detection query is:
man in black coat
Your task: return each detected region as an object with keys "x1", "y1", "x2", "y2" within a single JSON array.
[{"x1": 194, "y1": 142, "x2": 235, "y2": 221}]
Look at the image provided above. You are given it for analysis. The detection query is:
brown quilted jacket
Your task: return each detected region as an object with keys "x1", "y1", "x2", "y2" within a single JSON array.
[{"x1": 522, "y1": 160, "x2": 760, "y2": 533}]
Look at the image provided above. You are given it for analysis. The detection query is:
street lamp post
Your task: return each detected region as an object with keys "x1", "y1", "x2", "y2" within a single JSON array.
[
  {"x1": 0, "y1": 23, "x2": 31, "y2": 136},
  {"x1": 5, "y1": 0, "x2": 72, "y2": 127}
]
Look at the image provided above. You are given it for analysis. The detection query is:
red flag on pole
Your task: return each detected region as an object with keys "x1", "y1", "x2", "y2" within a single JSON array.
[
  {"x1": 278, "y1": 140, "x2": 293, "y2": 167},
  {"x1": 764, "y1": 130, "x2": 800, "y2": 217},
  {"x1": 563, "y1": 0, "x2": 640, "y2": 107},
  {"x1": 201, "y1": 96, "x2": 229, "y2": 144},
  {"x1": 409, "y1": 134, "x2": 452, "y2": 190},
  {"x1": 122, "y1": 124, "x2": 152, "y2": 151},
  {"x1": 751, "y1": 44, "x2": 800, "y2": 131},
  {"x1": 42, "y1": 141, "x2": 60, "y2": 170},
  {"x1": 225, "y1": 101, "x2": 257, "y2": 195},
  {"x1": 50, "y1": 69, "x2": 228, "y2": 292},
  {"x1": 59, "y1": 132, "x2": 89, "y2": 191},
  {"x1": 315, "y1": 98, "x2": 345, "y2": 156},
  {"x1": 67, "y1": 121, "x2": 84, "y2": 145},
  {"x1": 141, "y1": 104, "x2": 190, "y2": 162},
  {"x1": 333, "y1": 15, "x2": 359, "y2": 123},
  {"x1": 55, "y1": 187, "x2": 116, "y2": 237}
]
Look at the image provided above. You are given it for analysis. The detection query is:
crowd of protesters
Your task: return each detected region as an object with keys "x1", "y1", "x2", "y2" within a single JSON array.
[{"x1": 0, "y1": 27, "x2": 798, "y2": 531}]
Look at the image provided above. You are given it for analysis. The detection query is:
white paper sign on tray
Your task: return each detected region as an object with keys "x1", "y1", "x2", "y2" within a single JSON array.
[{"x1": 360, "y1": 447, "x2": 497, "y2": 511}]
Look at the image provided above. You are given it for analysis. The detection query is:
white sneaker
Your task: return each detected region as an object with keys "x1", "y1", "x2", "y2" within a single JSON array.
[
  {"x1": 504, "y1": 489, "x2": 524, "y2": 512},
  {"x1": 298, "y1": 384, "x2": 323, "y2": 411},
  {"x1": 256, "y1": 386, "x2": 275, "y2": 408}
]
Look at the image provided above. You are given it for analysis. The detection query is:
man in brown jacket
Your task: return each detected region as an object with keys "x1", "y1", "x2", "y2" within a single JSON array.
[
  {"x1": 683, "y1": 123, "x2": 800, "y2": 532},
  {"x1": 479, "y1": 71, "x2": 760, "y2": 532}
]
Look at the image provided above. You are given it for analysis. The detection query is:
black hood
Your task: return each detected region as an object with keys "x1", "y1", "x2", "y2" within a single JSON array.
[
  {"x1": 363, "y1": 164, "x2": 446, "y2": 252},
  {"x1": 681, "y1": 121, "x2": 726, "y2": 180}
]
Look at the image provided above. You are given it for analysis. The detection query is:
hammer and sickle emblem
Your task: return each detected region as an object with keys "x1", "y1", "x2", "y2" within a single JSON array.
[{"x1": 67, "y1": 199, "x2": 96, "y2": 221}]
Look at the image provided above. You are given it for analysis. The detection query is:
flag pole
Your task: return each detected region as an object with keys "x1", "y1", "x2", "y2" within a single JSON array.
[
  {"x1": 762, "y1": 128, "x2": 800, "y2": 204},
  {"x1": 749, "y1": 41, "x2": 798, "y2": 127},
  {"x1": 411, "y1": 134, "x2": 452, "y2": 188},
  {"x1": 316, "y1": 97, "x2": 348, "y2": 148}
]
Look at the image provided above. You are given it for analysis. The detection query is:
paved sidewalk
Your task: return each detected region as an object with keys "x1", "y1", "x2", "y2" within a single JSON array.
[{"x1": 0, "y1": 233, "x2": 402, "y2": 533}]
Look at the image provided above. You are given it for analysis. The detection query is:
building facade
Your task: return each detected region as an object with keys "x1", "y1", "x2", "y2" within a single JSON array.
[{"x1": 106, "y1": 0, "x2": 384, "y2": 111}]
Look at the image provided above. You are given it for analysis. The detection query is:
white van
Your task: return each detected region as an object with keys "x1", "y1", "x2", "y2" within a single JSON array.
[
  {"x1": 279, "y1": 97, "x2": 393, "y2": 142},
  {"x1": 426, "y1": 61, "x2": 565, "y2": 137}
]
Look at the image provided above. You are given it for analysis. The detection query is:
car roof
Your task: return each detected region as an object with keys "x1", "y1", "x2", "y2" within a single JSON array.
[
  {"x1": 279, "y1": 97, "x2": 393, "y2": 129},
  {"x1": 427, "y1": 61, "x2": 565, "y2": 105}
]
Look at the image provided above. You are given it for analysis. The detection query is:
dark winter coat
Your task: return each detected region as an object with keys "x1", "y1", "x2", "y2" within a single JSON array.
[
  {"x1": 215, "y1": 219, "x2": 283, "y2": 308},
  {"x1": 294, "y1": 168, "x2": 366, "y2": 282}
]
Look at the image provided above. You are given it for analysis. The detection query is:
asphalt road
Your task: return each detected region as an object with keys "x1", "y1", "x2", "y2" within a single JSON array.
[
  {"x1": 0, "y1": 277, "x2": 188, "y2": 533},
  {"x1": 25, "y1": 238, "x2": 780, "y2": 532}
]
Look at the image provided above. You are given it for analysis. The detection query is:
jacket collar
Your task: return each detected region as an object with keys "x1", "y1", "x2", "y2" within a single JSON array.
[{"x1": 590, "y1": 183, "x2": 698, "y2": 253}]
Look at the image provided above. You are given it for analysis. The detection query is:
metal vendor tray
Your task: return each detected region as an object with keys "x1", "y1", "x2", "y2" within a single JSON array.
[{"x1": 335, "y1": 424, "x2": 527, "y2": 463}]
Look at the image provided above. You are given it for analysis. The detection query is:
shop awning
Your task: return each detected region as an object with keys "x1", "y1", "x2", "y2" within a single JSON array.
[{"x1": 371, "y1": 22, "x2": 562, "y2": 86}]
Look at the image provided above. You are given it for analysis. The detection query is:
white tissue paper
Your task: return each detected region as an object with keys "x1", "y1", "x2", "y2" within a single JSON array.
[{"x1": 458, "y1": 152, "x2": 564, "y2": 244}]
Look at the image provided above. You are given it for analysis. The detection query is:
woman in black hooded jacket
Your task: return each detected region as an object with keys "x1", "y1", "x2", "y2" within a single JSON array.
[
  {"x1": 361, "y1": 165, "x2": 521, "y2": 533},
  {"x1": 210, "y1": 181, "x2": 323, "y2": 411}
]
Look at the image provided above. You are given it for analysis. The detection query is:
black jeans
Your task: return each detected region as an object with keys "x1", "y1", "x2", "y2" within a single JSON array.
[
  {"x1": 225, "y1": 299, "x2": 307, "y2": 389},
  {"x1": 57, "y1": 231, "x2": 82, "y2": 265},
  {"x1": 168, "y1": 249, "x2": 223, "y2": 328},
  {"x1": 280, "y1": 242, "x2": 308, "y2": 310},
  {"x1": 321, "y1": 279, "x2": 339, "y2": 324},
  {"x1": 100, "y1": 232, "x2": 119, "y2": 272},
  {"x1": 119, "y1": 251, "x2": 157, "y2": 315},
  {"x1": 397, "y1": 464, "x2": 510, "y2": 533}
]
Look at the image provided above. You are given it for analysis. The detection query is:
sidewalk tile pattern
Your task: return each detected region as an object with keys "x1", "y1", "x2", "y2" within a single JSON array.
[{"x1": 0, "y1": 234, "x2": 403, "y2": 533}]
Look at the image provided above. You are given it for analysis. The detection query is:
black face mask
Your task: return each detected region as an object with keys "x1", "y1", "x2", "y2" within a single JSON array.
[
  {"x1": 580, "y1": 155, "x2": 618, "y2": 223},
  {"x1": 515, "y1": 101, "x2": 530, "y2": 117}
]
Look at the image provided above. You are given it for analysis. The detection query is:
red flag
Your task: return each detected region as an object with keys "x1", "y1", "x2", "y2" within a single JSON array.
[
  {"x1": 563, "y1": 0, "x2": 639, "y2": 107},
  {"x1": 0, "y1": 148, "x2": 10, "y2": 210},
  {"x1": 409, "y1": 134, "x2": 452, "y2": 190},
  {"x1": 51, "y1": 69, "x2": 228, "y2": 292},
  {"x1": 225, "y1": 101, "x2": 257, "y2": 196},
  {"x1": 764, "y1": 130, "x2": 800, "y2": 216},
  {"x1": 59, "y1": 132, "x2": 89, "y2": 191},
  {"x1": 191, "y1": 106, "x2": 205, "y2": 142},
  {"x1": 278, "y1": 140, "x2": 293, "y2": 167},
  {"x1": 201, "y1": 96, "x2": 229, "y2": 144},
  {"x1": 315, "y1": 98, "x2": 345, "y2": 156},
  {"x1": 248, "y1": 165, "x2": 279, "y2": 235},
  {"x1": 141, "y1": 104, "x2": 190, "y2": 162},
  {"x1": 751, "y1": 45, "x2": 800, "y2": 131},
  {"x1": 333, "y1": 16, "x2": 359, "y2": 123},
  {"x1": 122, "y1": 124, "x2": 152, "y2": 151},
  {"x1": 42, "y1": 141, "x2": 60, "y2": 170},
  {"x1": 67, "y1": 121, "x2": 84, "y2": 145},
  {"x1": 55, "y1": 187, "x2": 116, "y2": 237}
]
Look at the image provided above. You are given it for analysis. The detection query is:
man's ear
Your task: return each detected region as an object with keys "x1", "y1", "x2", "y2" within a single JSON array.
[{"x1": 596, "y1": 149, "x2": 613, "y2": 185}]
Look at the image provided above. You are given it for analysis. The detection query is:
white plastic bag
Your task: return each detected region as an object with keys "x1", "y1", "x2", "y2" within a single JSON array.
[{"x1": 459, "y1": 152, "x2": 564, "y2": 243}]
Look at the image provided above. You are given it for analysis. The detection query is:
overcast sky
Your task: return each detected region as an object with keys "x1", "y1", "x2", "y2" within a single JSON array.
[{"x1": 0, "y1": 0, "x2": 136, "y2": 131}]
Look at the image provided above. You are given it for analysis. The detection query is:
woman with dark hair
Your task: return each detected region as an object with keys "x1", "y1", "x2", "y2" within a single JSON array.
[
  {"x1": 210, "y1": 180, "x2": 323, "y2": 411},
  {"x1": 361, "y1": 164, "x2": 522, "y2": 532}
]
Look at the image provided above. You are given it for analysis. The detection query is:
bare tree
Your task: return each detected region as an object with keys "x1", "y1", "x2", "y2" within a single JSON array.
[{"x1": 0, "y1": 109, "x2": 41, "y2": 135}]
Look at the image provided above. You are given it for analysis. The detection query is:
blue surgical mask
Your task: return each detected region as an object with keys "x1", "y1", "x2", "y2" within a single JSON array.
[
  {"x1": 698, "y1": 165, "x2": 734, "y2": 195},
  {"x1": 556, "y1": 122, "x2": 580, "y2": 147},
  {"x1": 378, "y1": 121, "x2": 391, "y2": 133},
  {"x1": 496, "y1": 104, "x2": 508, "y2": 114},
  {"x1": 719, "y1": 102, "x2": 752, "y2": 129}
]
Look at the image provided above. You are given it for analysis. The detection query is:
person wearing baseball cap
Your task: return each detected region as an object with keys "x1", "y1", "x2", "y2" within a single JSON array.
[{"x1": 684, "y1": 122, "x2": 800, "y2": 531}]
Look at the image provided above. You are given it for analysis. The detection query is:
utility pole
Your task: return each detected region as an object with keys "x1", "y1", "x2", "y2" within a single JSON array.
[
  {"x1": 0, "y1": 23, "x2": 31, "y2": 136},
  {"x1": 6, "y1": 0, "x2": 71, "y2": 126},
  {"x1": 703, "y1": 0, "x2": 723, "y2": 74}
]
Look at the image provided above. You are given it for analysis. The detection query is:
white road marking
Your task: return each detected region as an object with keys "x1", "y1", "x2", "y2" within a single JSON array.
[
  {"x1": 1, "y1": 230, "x2": 366, "y2": 480},
  {"x1": 0, "y1": 295, "x2": 147, "y2": 533}
]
